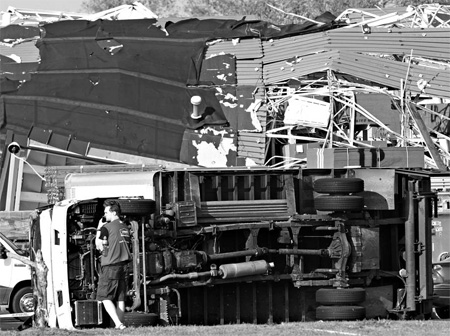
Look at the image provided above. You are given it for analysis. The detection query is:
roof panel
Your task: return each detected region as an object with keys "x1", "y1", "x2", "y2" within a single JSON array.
[
  {"x1": 237, "y1": 131, "x2": 266, "y2": 165},
  {"x1": 236, "y1": 59, "x2": 263, "y2": 86},
  {"x1": 0, "y1": 41, "x2": 39, "y2": 63},
  {"x1": 262, "y1": 49, "x2": 450, "y2": 99}
]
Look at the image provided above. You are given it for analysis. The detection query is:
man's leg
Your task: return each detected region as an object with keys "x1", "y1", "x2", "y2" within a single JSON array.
[
  {"x1": 117, "y1": 300, "x2": 125, "y2": 322},
  {"x1": 102, "y1": 299, "x2": 122, "y2": 327}
]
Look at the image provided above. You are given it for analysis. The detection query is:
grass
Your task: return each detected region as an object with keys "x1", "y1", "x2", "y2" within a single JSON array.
[{"x1": 2, "y1": 320, "x2": 450, "y2": 336}]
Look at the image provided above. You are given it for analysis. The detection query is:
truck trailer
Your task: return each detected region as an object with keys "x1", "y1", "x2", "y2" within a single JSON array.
[{"x1": 29, "y1": 166, "x2": 449, "y2": 328}]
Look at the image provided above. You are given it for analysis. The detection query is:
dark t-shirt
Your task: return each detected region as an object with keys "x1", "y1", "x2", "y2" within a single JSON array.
[{"x1": 99, "y1": 219, "x2": 131, "y2": 266}]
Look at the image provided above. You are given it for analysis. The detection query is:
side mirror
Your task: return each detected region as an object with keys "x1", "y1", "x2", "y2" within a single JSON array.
[{"x1": 0, "y1": 245, "x2": 7, "y2": 259}]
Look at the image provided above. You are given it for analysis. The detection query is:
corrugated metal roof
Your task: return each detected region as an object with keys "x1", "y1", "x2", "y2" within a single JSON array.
[
  {"x1": 263, "y1": 50, "x2": 338, "y2": 83},
  {"x1": 263, "y1": 50, "x2": 450, "y2": 99},
  {"x1": 237, "y1": 131, "x2": 266, "y2": 165},
  {"x1": 326, "y1": 27, "x2": 450, "y2": 60},
  {"x1": 262, "y1": 26, "x2": 450, "y2": 65},
  {"x1": 236, "y1": 59, "x2": 263, "y2": 86},
  {"x1": 0, "y1": 40, "x2": 39, "y2": 62},
  {"x1": 262, "y1": 33, "x2": 328, "y2": 64}
]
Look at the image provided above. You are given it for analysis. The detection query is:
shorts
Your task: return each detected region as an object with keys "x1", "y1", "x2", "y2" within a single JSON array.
[{"x1": 96, "y1": 262, "x2": 128, "y2": 301}]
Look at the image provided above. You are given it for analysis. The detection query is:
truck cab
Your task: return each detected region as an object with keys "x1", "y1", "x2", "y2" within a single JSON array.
[{"x1": 0, "y1": 232, "x2": 34, "y2": 319}]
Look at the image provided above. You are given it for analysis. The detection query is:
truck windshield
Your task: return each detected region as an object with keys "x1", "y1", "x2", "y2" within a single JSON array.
[{"x1": 0, "y1": 232, "x2": 23, "y2": 254}]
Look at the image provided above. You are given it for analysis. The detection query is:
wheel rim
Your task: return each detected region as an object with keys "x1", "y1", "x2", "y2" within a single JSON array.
[{"x1": 19, "y1": 293, "x2": 35, "y2": 312}]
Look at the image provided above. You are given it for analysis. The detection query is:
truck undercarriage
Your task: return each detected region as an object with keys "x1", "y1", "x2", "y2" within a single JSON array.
[{"x1": 29, "y1": 167, "x2": 446, "y2": 328}]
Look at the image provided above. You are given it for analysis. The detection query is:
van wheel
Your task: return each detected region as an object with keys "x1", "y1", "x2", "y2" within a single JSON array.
[
  {"x1": 11, "y1": 287, "x2": 34, "y2": 320},
  {"x1": 316, "y1": 305, "x2": 366, "y2": 320},
  {"x1": 316, "y1": 288, "x2": 366, "y2": 305},
  {"x1": 314, "y1": 178, "x2": 364, "y2": 194},
  {"x1": 314, "y1": 195, "x2": 364, "y2": 211},
  {"x1": 108, "y1": 199, "x2": 156, "y2": 215}
]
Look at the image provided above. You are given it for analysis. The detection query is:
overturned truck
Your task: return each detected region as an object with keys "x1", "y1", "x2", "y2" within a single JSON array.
[{"x1": 30, "y1": 166, "x2": 449, "y2": 328}]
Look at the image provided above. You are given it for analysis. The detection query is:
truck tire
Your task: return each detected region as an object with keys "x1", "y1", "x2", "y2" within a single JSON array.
[
  {"x1": 316, "y1": 288, "x2": 366, "y2": 305},
  {"x1": 108, "y1": 199, "x2": 156, "y2": 215},
  {"x1": 11, "y1": 287, "x2": 34, "y2": 321},
  {"x1": 314, "y1": 195, "x2": 364, "y2": 211},
  {"x1": 314, "y1": 178, "x2": 364, "y2": 194},
  {"x1": 316, "y1": 305, "x2": 366, "y2": 320},
  {"x1": 123, "y1": 312, "x2": 159, "y2": 327}
]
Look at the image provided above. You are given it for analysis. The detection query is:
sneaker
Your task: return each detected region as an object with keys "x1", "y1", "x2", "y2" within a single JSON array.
[{"x1": 115, "y1": 323, "x2": 126, "y2": 330}]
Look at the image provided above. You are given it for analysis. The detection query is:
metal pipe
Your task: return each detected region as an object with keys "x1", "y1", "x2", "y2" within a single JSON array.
[
  {"x1": 190, "y1": 96, "x2": 202, "y2": 119},
  {"x1": 275, "y1": 248, "x2": 329, "y2": 256},
  {"x1": 405, "y1": 181, "x2": 416, "y2": 311},
  {"x1": 146, "y1": 270, "x2": 213, "y2": 285},
  {"x1": 141, "y1": 218, "x2": 147, "y2": 313},
  {"x1": 76, "y1": 250, "x2": 90, "y2": 281},
  {"x1": 7, "y1": 142, "x2": 124, "y2": 164},
  {"x1": 208, "y1": 247, "x2": 328, "y2": 261},
  {"x1": 314, "y1": 268, "x2": 339, "y2": 273},
  {"x1": 208, "y1": 248, "x2": 268, "y2": 261}
]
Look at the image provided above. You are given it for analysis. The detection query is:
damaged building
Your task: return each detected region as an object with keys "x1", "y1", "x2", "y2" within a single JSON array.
[{"x1": 0, "y1": 3, "x2": 449, "y2": 210}]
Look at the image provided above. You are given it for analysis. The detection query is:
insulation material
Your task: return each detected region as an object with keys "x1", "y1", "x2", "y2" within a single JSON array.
[{"x1": 283, "y1": 96, "x2": 330, "y2": 128}]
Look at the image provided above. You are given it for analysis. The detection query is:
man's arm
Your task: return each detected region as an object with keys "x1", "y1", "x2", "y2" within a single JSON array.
[{"x1": 95, "y1": 220, "x2": 108, "y2": 251}]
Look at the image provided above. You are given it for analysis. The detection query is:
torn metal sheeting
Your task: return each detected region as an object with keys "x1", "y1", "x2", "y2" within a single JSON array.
[
  {"x1": 263, "y1": 50, "x2": 450, "y2": 99},
  {"x1": 205, "y1": 38, "x2": 263, "y2": 60}
]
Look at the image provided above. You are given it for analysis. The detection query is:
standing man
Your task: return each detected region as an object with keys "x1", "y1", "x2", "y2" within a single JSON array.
[{"x1": 95, "y1": 200, "x2": 131, "y2": 330}]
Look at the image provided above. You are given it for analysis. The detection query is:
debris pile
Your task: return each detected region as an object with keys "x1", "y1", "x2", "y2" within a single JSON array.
[{"x1": 211, "y1": 4, "x2": 450, "y2": 170}]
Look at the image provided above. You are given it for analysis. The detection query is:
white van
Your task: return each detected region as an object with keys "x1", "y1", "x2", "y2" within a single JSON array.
[{"x1": 0, "y1": 232, "x2": 34, "y2": 319}]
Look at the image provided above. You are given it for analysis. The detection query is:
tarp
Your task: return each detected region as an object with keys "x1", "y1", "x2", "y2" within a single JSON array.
[{"x1": 0, "y1": 15, "x2": 337, "y2": 165}]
